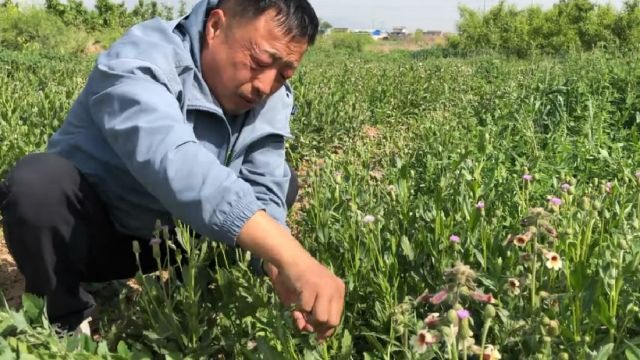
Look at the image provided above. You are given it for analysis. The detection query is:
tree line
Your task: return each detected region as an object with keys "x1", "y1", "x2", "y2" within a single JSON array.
[
  {"x1": 449, "y1": 0, "x2": 640, "y2": 57},
  {"x1": 1, "y1": 0, "x2": 185, "y2": 32}
]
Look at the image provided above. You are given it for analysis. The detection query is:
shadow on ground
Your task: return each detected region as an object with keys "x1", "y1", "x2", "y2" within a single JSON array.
[{"x1": 0, "y1": 230, "x2": 25, "y2": 308}]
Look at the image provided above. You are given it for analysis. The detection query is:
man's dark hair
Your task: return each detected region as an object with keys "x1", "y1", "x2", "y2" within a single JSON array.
[{"x1": 217, "y1": 0, "x2": 319, "y2": 45}]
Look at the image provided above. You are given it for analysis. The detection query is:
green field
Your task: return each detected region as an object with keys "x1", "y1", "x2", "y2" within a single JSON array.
[{"x1": 2, "y1": 38, "x2": 640, "y2": 359}]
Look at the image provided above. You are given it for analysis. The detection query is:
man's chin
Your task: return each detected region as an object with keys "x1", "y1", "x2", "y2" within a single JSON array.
[
  {"x1": 221, "y1": 99, "x2": 257, "y2": 115},
  {"x1": 220, "y1": 103, "x2": 251, "y2": 116}
]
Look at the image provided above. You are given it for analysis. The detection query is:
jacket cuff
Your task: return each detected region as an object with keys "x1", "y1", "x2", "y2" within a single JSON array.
[{"x1": 219, "y1": 195, "x2": 263, "y2": 246}]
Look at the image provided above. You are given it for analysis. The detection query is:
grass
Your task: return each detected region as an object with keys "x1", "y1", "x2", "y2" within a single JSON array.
[{"x1": 1, "y1": 46, "x2": 640, "y2": 358}]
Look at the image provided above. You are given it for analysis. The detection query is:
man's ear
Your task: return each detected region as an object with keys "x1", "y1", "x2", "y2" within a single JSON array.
[{"x1": 204, "y1": 8, "x2": 226, "y2": 44}]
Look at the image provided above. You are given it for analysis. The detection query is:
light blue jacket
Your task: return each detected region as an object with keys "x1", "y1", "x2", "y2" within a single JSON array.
[{"x1": 47, "y1": 0, "x2": 294, "y2": 250}]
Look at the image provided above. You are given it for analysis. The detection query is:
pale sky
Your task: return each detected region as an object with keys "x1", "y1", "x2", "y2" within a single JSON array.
[
  {"x1": 20, "y1": 0, "x2": 627, "y2": 32},
  {"x1": 308, "y1": 0, "x2": 625, "y2": 32}
]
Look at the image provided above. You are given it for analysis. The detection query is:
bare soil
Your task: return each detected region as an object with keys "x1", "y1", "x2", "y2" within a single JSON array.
[{"x1": 0, "y1": 229, "x2": 25, "y2": 309}]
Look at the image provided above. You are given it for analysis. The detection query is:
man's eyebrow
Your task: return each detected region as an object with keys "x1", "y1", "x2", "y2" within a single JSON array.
[{"x1": 262, "y1": 48, "x2": 297, "y2": 69}]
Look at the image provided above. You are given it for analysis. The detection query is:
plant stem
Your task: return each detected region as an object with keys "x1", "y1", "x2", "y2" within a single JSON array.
[
  {"x1": 531, "y1": 232, "x2": 539, "y2": 309},
  {"x1": 480, "y1": 319, "x2": 492, "y2": 354}
]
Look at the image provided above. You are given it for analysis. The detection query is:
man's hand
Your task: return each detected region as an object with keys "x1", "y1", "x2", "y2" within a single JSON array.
[
  {"x1": 263, "y1": 259, "x2": 345, "y2": 341},
  {"x1": 237, "y1": 211, "x2": 345, "y2": 342}
]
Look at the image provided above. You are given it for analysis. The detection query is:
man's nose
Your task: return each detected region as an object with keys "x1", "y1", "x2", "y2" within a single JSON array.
[{"x1": 253, "y1": 68, "x2": 279, "y2": 97}]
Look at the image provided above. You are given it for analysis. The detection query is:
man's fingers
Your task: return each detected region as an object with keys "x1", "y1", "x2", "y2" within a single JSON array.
[
  {"x1": 292, "y1": 311, "x2": 306, "y2": 331},
  {"x1": 317, "y1": 327, "x2": 335, "y2": 342},
  {"x1": 328, "y1": 294, "x2": 343, "y2": 329},
  {"x1": 297, "y1": 290, "x2": 316, "y2": 313},
  {"x1": 310, "y1": 293, "x2": 331, "y2": 326},
  {"x1": 273, "y1": 281, "x2": 296, "y2": 305},
  {"x1": 293, "y1": 310, "x2": 315, "y2": 332}
]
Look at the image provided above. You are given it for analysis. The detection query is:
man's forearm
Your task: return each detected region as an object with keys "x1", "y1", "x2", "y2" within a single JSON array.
[{"x1": 236, "y1": 210, "x2": 311, "y2": 271}]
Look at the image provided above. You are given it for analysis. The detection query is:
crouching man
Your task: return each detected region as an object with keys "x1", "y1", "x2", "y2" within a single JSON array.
[{"x1": 0, "y1": 0, "x2": 345, "y2": 340}]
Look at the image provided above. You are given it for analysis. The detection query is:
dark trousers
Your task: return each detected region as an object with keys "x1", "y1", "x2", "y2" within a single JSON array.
[{"x1": 0, "y1": 153, "x2": 298, "y2": 330}]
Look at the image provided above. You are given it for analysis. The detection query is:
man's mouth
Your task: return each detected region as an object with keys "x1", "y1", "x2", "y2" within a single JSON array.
[{"x1": 240, "y1": 95, "x2": 258, "y2": 106}]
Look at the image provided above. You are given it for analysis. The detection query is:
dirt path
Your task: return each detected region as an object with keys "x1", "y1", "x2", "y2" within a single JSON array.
[{"x1": 0, "y1": 229, "x2": 24, "y2": 309}]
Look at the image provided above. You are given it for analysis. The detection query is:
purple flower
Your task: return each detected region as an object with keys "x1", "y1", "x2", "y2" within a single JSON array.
[
  {"x1": 549, "y1": 197, "x2": 562, "y2": 206},
  {"x1": 476, "y1": 201, "x2": 485, "y2": 209},
  {"x1": 605, "y1": 182, "x2": 613, "y2": 193},
  {"x1": 456, "y1": 309, "x2": 471, "y2": 320},
  {"x1": 149, "y1": 237, "x2": 162, "y2": 246},
  {"x1": 561, "y1": 183, "x2": 571, "y2": 192},
  {"x1": 522, "y1": 174, "x2": 533, "y2": 181},
  {"x1": 635, "y1": 171, "x2": 640, "y2": 179},
  {"x1": 449, "y1": 234, "x2": 460, "y2": 243}
]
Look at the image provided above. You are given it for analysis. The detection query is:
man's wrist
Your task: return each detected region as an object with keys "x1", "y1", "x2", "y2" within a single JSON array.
[{"x1": 237, "y1": 210, "x2": 310, "y2": 272}]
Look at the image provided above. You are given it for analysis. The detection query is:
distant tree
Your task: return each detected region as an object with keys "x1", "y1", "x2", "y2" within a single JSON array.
[
  {"x1": 319, "y1": 20, "x2": 332, "y2": 34},
  {"x1": 95, "y1": 0, "x2": 128, "y2": 28},
  {"x1": 178, "y1": 0, "x2": 187, "y2": 17},
  {"x1": 1, "y1": 0, "x2": 16, "y2": 8},
  {"x1": 161, "y1": 2, "x2": 174, "y2": 19},
  {"x1": 453, "y1": 0, "x2": 627, "y2": 56},
  {"x1": 414, "y1": 28, "x2": 424, "y2": 42},
  {"x1": 614, "y1": 0, "x2": 640, "y2": 48}
]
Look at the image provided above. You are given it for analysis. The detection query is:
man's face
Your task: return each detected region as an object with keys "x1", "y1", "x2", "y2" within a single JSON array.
[{"x1": 201, "y1": 8, "x2": 308, "y2": 115}]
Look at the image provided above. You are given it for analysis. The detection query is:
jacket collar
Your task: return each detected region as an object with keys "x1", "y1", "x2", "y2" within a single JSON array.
[
  {"x1": 177, "y1": 0, "x2": 218, "y2": 73},
  {"x1": 173, "y1": 0, "x2": 226, "y2": 116}
]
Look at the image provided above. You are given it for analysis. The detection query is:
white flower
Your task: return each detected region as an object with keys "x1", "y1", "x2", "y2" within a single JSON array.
[
  {"x1": 544, "y1": 251, "x2": 562, "y2": 271},
  {"x1": 482, "y1": 345, "x2": 502, "y2": 360},
  {"x1": 362, "y1": 215, "x2": 376, "y2": 224},
  {"x1": 423, "y1": 313, "x2": 440, "y2": 327},
  {"x1": 411, "y1": 329, "x2": 437, "y2": 354}
]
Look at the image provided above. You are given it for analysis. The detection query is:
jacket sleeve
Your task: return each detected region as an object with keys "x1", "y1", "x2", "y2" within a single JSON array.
[
  {"x1": 239, "y1": 134, "x2": 291, "y2": 228},
  {"x1": 87, "y1": 58, "x2": 263, "y2": 246},
  {"x1": 240, "y1": 136, "x2": 291, "y2": 276},
  {"x1": 238, "y1": 88, "x2": 294, "y2": 276}
]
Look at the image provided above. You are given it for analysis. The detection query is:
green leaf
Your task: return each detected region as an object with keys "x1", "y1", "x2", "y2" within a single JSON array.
[
  {"x1": 256, "y1": 338, "x2": 285, "y2": 360},
  {"x1": 117, "y1": 341, "x2": 131, "y2": 357},
  {"x1": 20, "y1": 293, "x2": 44, "y2": 323},
  {"x1": 593, "y1": 343, "x2": 614, "y2": 360},
  {"x1": 625, "y1": 341, "x2": 640, "y2": 360},
  {"x1": 400, "y1": 236, "x2": 414, "y2": 261},
  {"x1": 97, "y1": 341, "x2": 110, "y2": 356},
  {"x1": 8, "y1": 311, "x2": 28, "y2": 333},
  {"x1": 340, "y1": 329, "x2": 353, "y2": 357}
]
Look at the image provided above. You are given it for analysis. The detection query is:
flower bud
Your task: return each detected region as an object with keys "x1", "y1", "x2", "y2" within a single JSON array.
[
  {"x1": 460, "y1": 318, "x2": 473, "y2": 338},
  {"x1": 541, "y1": 316, "x2": 550, "y2": 326},
  {"x1": 132, "y1": 240, "x2": 141, "y2": 255},
  {"x1": 559, "y1": 353, "x2": 570, "y2": 360},
  {"x1": 579, "y1": 196, "x2": 590, "y2": 211},
  {"x1": 542, "y1": 336, "x2": 551, "y2": 343},
  {"x1": 447, "y1": 309, "x2": 459, "y2": 324},
  {"x1": 592, "y1": 200, "x2": 602, "y2": 211},
  {"x1": 483, "y1": 305, "x2": 496, "y2": 320},
  {"x1": 548, "y1": 320, "x2": 560, "y2": 336},
  {"x1": 152, "y1": 242, "x2": 161, "y2": 261}
]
